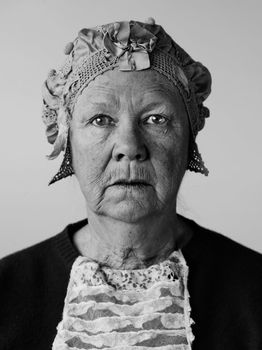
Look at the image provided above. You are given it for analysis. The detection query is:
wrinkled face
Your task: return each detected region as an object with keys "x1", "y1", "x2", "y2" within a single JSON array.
[{"x1": 70, "y1": 69, "x2": 189, "y2": 223}]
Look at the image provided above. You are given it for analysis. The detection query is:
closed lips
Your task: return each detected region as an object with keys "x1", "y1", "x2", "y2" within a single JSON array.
[{"x1": 111, "y1": 181, "x2": 151, "y2": 187}]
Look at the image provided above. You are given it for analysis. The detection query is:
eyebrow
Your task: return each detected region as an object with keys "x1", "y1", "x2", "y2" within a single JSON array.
[
  {"x1": 137, "y1": 98, "x2": 177, "y2": 115},
  {"x1": 139, "y1": 100, "x2": 168, "y2": 109}
]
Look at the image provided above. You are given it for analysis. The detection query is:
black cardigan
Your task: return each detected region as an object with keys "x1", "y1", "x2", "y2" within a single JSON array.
[{"x1": 0, "y1": 217, "x2": 261, "y2": 350}]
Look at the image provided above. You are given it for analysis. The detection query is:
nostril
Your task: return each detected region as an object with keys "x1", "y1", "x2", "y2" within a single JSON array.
[
  {"x1": 115, "y1": 152, "x2": 146, "y2": 162},
  {"x1": 116, "y1": 153, "x2": 125, "y2": 161},
  {"x1": 113, "y1": 143, "x2": 148, "y2": 162}
]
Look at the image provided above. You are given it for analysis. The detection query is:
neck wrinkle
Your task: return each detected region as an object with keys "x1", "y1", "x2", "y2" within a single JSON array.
[{"x1": 73, "y1": 211, "x2": 191, "y2": 270}]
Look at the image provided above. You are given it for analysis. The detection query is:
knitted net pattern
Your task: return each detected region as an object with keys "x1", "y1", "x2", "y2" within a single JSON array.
[{"x1": 64, "y1": 49, "x2": 118, "y2": 111}]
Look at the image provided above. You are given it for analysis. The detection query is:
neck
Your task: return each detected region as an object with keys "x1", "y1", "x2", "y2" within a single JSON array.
[{"x1": 73, "y1": 209, "x2": 191, "y2": 270}]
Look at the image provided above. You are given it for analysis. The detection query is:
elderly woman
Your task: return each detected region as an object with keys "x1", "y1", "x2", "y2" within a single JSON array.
[{"x1": 0, "y1": 18, "x2": 261, "y2": 350}]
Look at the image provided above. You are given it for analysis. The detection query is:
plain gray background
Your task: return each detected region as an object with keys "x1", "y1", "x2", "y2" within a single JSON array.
[{"x1": 0, "y1": 0, "x2": 261, "y2": 258}]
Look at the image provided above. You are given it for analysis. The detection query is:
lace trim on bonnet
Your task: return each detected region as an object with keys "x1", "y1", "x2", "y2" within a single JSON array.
[{"x1": 52, "y1": 250, "x2": 194, "y2": 350}]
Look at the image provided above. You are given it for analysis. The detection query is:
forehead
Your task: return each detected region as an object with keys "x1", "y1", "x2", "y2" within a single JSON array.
[{"x1": 74, "y1": 69, "x2": 184, "y2": 108}]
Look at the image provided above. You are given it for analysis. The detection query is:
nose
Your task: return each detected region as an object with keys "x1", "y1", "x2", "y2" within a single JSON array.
[{"x1": 112, "y1": 124, "x2": 148, "y2": 162}]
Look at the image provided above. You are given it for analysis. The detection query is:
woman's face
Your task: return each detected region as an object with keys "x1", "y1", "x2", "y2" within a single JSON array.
[{"x1": 70, "y1": 69, "x2": 189, "y2": 223}]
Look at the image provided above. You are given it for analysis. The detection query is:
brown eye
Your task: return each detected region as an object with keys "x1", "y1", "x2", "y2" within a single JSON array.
[
  {"x1": 91, "y1": 115, "x2": 114, "y2": 127},
  {"x1": 144, "y1": 115, "x2": 167, "y2": 125}
]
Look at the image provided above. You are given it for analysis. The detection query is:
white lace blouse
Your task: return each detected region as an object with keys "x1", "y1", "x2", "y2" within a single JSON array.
[{"x1": 52, "y1": 250, "x2": 194, "y2": 350}]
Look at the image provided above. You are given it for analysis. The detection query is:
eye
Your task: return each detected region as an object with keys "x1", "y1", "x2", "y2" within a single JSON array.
[
  {"x1": 144, "y1": 115, "x2": 168, "y2": 125},
  {"x1": 90, "y1": 114, "x2": 114, "y2": 127}
]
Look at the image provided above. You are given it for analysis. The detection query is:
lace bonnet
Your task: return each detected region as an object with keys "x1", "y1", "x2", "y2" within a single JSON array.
[{"x1": 42, "y1": 18, "x2": 212, "y2": 185}]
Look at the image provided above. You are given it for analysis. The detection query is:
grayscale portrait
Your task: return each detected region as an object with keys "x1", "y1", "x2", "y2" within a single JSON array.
[{"x1": 0, "y1": 1, "x2": 261, "y2": 349}]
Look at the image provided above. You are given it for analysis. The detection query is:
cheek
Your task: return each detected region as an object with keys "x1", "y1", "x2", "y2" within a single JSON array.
[
  {"x1": 149, "y1": 127, "x2": 189, "y2": 192},
  {"x1": 70, "y1": 128, "x2": 110, "y2": 191}
]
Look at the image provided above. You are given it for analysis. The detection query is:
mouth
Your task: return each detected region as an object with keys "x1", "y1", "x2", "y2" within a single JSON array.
[{"x1": 109, "y1": 180, "x2": 151, "y2": 188}]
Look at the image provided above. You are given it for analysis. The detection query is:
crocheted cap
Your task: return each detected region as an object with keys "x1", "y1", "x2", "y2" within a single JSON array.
[{"x1": 42, "y1": 18, "x2": 212, "y2": 181}]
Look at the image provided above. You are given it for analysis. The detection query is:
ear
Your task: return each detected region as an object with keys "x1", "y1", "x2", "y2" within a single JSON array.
[{"x1": 185, "y1": 62, "x2": 212, "y2": 104}]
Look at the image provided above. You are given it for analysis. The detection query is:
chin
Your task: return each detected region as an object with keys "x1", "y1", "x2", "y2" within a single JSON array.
[{"x1": 98, "y1": 200, "x2": 157, "y2": 223}]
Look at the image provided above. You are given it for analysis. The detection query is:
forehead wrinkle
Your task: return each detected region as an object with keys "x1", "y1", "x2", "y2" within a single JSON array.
[
  {"x1": 83, "y1": 85, "x2": 118, "y2": 100},
  {"x1": 131, "y1": 82, "x2": 179, "y2": 102},
  {"x1": 77, "y1": 84, "x2": 120, "y2": 111},
  {"x1": 131, "y1": 88, "x2": 181, "y2": 113}
]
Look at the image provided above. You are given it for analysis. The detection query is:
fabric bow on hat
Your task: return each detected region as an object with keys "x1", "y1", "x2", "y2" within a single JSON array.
[{"x1": 103, "y1": 21, "x2": 157, "y2": 71}]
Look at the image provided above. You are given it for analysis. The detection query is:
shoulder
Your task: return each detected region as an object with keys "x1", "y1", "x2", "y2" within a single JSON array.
[
  {"x1": 183, "y1": 216, "x2": 262, "y2": 268},
  {"x1": 1, "y1": 233, "x2": 61, "y2": 277},
  {"x1": 182, "y1": 217, "x2": 262, "y2": 348},
  {"x1": 0, "y1": 233, "x2": 64, "y2": 301},
  {"x1": 0, "y1": 220, "x2": 84, "y2": 296},
  {"x1": 0, "y1": 222, "x2": 82, "y2": 349},
  {"x1": 182, "y1": 216, "x2": 262, "y2": 307},
  {"x1": 0, "y1": 220, "x2": 82, "y2": 280},
  {"x1": 1, "y1": 234, "x2": 57, "y2": 265}
]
